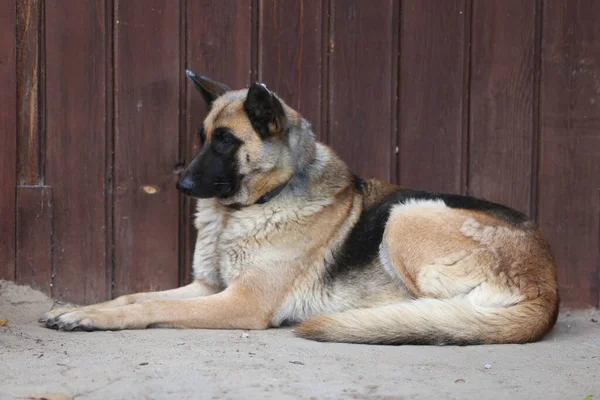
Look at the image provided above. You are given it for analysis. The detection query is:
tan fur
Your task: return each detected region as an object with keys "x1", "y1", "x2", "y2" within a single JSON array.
[
  {"x1": 295, "y1": 295, "x2": 556, "y2": 345},
  {"x1": 246, "y1": 167, "x2": 294, "y2": 204},
  {"x1": 297, "y1": 200, "x2": 558, "y2": 344},
  {"x1": 39, "y1": 281, "x2": 218, "y2": 323},
  {"x1": 40, "y1": 78, "x2": 559, "y2": 345},
  {"x1": 50, "y1": 283, "x2": 270, "y2": 331}
]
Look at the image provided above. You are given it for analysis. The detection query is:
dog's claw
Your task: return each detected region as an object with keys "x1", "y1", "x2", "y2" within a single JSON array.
[
  {"x1": 41, "y1": 307, "x2": 117, "y2": 332},
  {"x1": 42, "y1": 311, "x2": 101, "y2": 332},
  {"x1": 46, "y1": 320, "x2": 59, "y2": 330},
  {"x1": 42, "y1": 314, "x2": 71, "y2": 331},
  {"x1": 39, "y1": 307, "x2": 81, "y2": 329},
  {"x1": 62, "y1": 323, "x2": 76, "y2": 332},
  {"x1": 68, "y1": 323, "x2": 95, "y2": 332}
]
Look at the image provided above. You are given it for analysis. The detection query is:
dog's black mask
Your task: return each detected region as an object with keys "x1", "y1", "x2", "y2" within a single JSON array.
[
  {"x1": 176, "y1": 126, "x2": 243, "y2": 199},
  {"x1": 177, "y1": 71, "x2": 241, "y2": 199}
]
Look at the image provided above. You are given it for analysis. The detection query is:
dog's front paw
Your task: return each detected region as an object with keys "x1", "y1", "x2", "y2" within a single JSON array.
[
  {"x1": 38, "y1": 307, "x2": 78, "y2": 325},
  {"x1": 45, "y1": 310, "x2": 109, "y2": 332}
]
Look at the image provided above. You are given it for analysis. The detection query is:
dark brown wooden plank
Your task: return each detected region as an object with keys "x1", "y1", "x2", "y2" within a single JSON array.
[
  {"x1": 186, "y1": 0, "x2": 252, "y2": 131},
  {"x1": 113, "y1": 0, "x2": 181, "y2": 297},
  {"x1": 187, "y1": 0, "x2": 252, "y2": 102},
  {"x1": 16, "y1": 186, "x2": 52, "y2": 295},
  {"x1": 45, "y1": 0, "x2": 108, "y2": 304},
  {"x1": 538, "y1": 0, "x2": 600, "y2": 308},
  {"x1": 468, "y1": 1, "x2": 536, "y2": 214},
  {"x1": 16, "y1": 0, "x2": 43, "y2": 186},
  {"x1": 0, "y1": 0, "x2": 17, "y2": 281},
  {"x1": 104, "y1": 0, "x2": 114, "y2": 300},
  {"x1": 183, "y1": 0, "x2": 253, "y2": 283},
  {"x1": 320, "y1": 0, "x2": 330, "y2": 144},
  {"x1": 398, "y1": 0, "x2": 467, "y2": 193},
  {"x1": 258, "y1": 0, "x2": 323, "y2": 138},
  {"x1": 328, "y1": 0, "x2": 395, "y2": 181}
]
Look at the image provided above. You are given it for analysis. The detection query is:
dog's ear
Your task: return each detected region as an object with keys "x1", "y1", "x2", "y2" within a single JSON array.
[
  {"x1": 186, "y1": 70, "x2": 230, "y2": 106},
  {"x1": 244, "y1": 83, "x2": 287, "y2": 139}
]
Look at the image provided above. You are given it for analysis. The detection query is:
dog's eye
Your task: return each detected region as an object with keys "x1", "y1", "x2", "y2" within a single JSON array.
[
  {"x1": 216, "y1": 128, "x2": 236, "y2": 145},
  {"x1": 212, "y1": 128, "x2": 239, "y2": 154}
]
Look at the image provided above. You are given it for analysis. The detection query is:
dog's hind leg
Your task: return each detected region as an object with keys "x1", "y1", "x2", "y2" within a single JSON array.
[
  {"x1": 45, "y1": 283, "x2": 270, "y2": 332},
  {"x1": 39, "y1": 280, "x2": 218, "y2": 325}
]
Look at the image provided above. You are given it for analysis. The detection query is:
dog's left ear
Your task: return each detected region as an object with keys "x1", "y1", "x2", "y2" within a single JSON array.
[
  {"x1": 186, "y1": 70, "x2": 230, "y2": 107},
  {"x1": 244, "y1": 83, "x2": 287, "y2": 139}
]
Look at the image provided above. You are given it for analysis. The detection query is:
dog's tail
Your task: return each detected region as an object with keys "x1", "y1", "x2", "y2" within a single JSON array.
[{"x1": 295, "y1": 294, "x2": 559, "y2": 345}]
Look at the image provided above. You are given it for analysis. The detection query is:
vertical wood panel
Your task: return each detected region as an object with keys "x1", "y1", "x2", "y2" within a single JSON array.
[
  {"x1": 16, "y1": 186, "x2": 52, "y2": 295},
  {"x1": 186, "y1": 0, "x2": 252, "y2": 114},
  {"x1": 45, "y1": 0, "x2": 108, "y2": 304},
  {"x1": 183, "y1": 0, "x2": 253, "y2": 282},
  {"x1": 398, "y1": 0, "x2": 466, "y2": 193},
  {"x1": 177, "y1": 0, "x2": 187, "y2": 287},
  {"x1": 539, "y1": 0, "x2": 600, "y2": 308},
  {"x1": 258, "y1": 0, "x2": 323, "y2": 138},
  {"x1": 15, "y1": 0, "x2": 50, "y2": 293},
  {"x1": 469, "y1": 1, "x2": 536, "y2": 214},
  {"x1": 17, "y1": 0, "x2": 44, "y2": 186},
  {"x1": 104, "y1": 0, "x2": 114, "y2": 301},
  {"x1": 320, "y1": 0, "x2": 330, "y2": 144},
  {"x1": 113, "y1": 0, "x2": 181, "y2": 297},
  {"x1": 328, "y1": 0, "x2": 395, "y2": 181},
  {"x1": 0, "y1": 0, "x2": 17, "y2": 280}
]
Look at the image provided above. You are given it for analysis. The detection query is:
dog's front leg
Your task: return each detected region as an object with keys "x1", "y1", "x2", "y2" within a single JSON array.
[
  {"x1": 40, "y1": 280, "x2": 218, "y2": 325},
  {"x1": 49, "y1": 284, "x2": 271, "y2": 331}
]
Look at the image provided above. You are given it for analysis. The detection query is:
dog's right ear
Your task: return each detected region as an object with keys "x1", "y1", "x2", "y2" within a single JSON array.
[
  {"x1": 186, "y1": 70, "x2": 230, "y2": 107},
  {"x1": 244, "y1": 82, "x2": 287, "y2": 139}
]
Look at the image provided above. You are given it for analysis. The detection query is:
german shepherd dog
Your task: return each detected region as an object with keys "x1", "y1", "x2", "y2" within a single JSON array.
[{"x1": 40, "y1": 72, "x2": 559, "y2": 344}]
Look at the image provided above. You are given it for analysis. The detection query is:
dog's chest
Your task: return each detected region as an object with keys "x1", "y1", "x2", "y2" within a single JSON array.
[
  {"x1": 216, "y1": 204, "x2": 317, "y2": 283},
  {"x1": 193, "y1": 198, "x2": 328, "y2": 287}
]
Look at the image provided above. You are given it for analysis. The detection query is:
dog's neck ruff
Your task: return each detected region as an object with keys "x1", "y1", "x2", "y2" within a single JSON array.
[{"x1": 254, "y1": 182, "x2": 288, "y2": 205}]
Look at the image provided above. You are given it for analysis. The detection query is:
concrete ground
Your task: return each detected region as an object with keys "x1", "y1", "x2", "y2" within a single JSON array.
[{"x1": 1, "y1": 280, "x2": 598, "y2": 400}]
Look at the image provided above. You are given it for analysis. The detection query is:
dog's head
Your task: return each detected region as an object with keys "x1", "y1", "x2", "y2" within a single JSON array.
[{"x1": 177, "y1": 71, "x2": 312, "y2": 206}]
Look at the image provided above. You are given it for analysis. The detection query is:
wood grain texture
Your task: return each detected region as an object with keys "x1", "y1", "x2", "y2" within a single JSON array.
[
  {"x1": 258, "y1": 0, "x2": 323, "y2": 138},
  {"x1": 16, "y1": 186, "x2": 52, "y2": 295},
  {"x1": 328, "y1": 0, "x2": 395, "y2": 181},
  {"x1": 16, "y1": 0, "x2": 43, "y2": 185},
  {"x1": 468, "y1": 1, "x2": 536, "y2": 214},
  {"x1": 538, "y1": 0, "x2": 600, "y2": 308},
  {"x1": 398, "y1": 0, "x2": 467, "y2": 193},
  {"x1": 0, "y1": 0, "x2": 17, "y2": 281},
  {"x1": 45, "y1": 0, "x2": 108, "y2": 304},
  {"x1": 104, "y1": 0, "x2": 114, "y2": 301},
  {"x1": 183, "y1": 0, "x2": 253, "y2": 282},
  {"x1": 113, "y1": 0, "x2": 181, "y2": 297}
]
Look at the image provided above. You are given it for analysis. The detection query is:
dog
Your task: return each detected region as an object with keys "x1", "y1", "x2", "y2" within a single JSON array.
[{"x1": 39, "y1": 71, "x2": 559, "y2": 344}]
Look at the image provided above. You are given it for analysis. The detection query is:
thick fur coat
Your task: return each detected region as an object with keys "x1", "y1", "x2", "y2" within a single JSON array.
[{"x1": 40, "y1": 73, "x2": 559, "y2": 345}]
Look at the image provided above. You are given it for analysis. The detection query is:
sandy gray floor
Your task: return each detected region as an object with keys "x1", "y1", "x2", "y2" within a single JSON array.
[{"x1": 1, "y1": 280, "x2": 599, "y2": 400}]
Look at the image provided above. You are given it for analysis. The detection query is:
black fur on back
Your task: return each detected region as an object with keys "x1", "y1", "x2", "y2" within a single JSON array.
[{"x1": 324, "y1": 183, "x2": 530, "y2": 283}]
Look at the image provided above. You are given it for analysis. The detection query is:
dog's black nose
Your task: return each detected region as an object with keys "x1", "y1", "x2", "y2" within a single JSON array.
[{"x1": 176, "y1": 176, "x2": 195, "y2": 194}]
